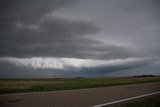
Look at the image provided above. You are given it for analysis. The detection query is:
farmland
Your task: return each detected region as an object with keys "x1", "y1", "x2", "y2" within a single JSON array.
[{"x1": 0, "y1": 76, "x2": 160, "y2": 94}]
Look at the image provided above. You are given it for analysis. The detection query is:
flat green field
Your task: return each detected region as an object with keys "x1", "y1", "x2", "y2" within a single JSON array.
[{"x1": 0, "y1": 76, "x2": 160, "y2": 94}]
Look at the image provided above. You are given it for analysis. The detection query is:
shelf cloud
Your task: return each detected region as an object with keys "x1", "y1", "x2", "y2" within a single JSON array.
[
  {"x1": 0, "y1": 57, "x2": 159, "y2": 74},
  {"x1": 0, "y1": 0, "x2": 160, "y2": 77}
]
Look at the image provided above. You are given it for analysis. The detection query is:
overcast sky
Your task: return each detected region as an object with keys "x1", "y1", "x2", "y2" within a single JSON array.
[{"x1": 0, "y1": 0, "x2": 160, "y2": 78}]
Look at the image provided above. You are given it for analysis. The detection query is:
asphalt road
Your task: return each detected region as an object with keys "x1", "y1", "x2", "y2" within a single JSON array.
[{"x1": 0, "y1": 82, "x2": 160, "y2": 107}]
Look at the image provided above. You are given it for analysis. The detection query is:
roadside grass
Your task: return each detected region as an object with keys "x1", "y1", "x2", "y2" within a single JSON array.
[
  {"x1": 0, "y1": 76, "x2": 160, "y2": 94},
  {"x1": 120, "y1": 95, "x2": 160, "y2": 107}
]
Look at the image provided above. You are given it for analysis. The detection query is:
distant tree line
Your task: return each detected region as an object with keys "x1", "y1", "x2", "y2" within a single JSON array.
[{"x1": 132, "y1": 75, "x2": 155, "y2": 77}]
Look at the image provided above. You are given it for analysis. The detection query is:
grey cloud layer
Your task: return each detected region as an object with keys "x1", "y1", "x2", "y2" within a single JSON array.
[
  {"x1": 59, "y1": 0, "x2": 160, "y2": 57},
  {"x1": 0, "y1": 0, "x2": 159, "y2": 78},
  {"x1": 0, "y1": 0, "x2": 139, "y2": 60},
  {"x1": 0, "y1": 0, "x2": 77, "y2": 24}
]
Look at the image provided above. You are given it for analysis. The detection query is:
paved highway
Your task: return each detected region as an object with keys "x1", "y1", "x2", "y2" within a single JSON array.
[{"x1": 0, "y1": 82, "x2": 160, "y2": 107}]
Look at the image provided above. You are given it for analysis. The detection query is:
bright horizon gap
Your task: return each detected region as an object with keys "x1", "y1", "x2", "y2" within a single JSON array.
[{"x1": 0, "y1": 57, "x2": 159, "y2": 70}]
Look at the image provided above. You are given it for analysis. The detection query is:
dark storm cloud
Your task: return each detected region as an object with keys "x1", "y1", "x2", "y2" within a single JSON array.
[
  {"x1": 81, "y1": 0, "x2": 160, "y2": 56},
  {"x1": 0, "y1": 16, "x2": 99, "y2": 58},
  {"x1": 0, "y1": 0, "x2": 160, "y2": 78},
  {"x1": 0, "y1": 0, "x2": 75, "y2": 38},
  {"x1": 0, "y1": 0, "x2": 139, "y2": 60},
  {"x1": 0, "y1": 16, "x2": 136, "y2": 59},
  {"x1": 80, "y1": 58, "x2": 160, "y2": 74},
  {"x1": 0, "y1": 0, "x2": 77, "y2": 24}
]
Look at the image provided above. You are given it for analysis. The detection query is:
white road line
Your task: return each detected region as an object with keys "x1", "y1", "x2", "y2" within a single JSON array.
[{"x1": 93, "y1": 91, "x2": 160, "y2": 107}]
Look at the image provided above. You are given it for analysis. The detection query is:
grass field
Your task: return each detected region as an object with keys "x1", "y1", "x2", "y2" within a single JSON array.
[
  {"x1": 0, "y1": 76, "x2": 160, "y2": 94},
  {"x1": 120, "y1": 94, "x2": 160, "y2": 107}
]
